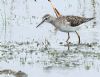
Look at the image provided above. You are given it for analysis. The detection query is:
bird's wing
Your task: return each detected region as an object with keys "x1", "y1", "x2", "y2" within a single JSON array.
[{"x1": 65, "y1": 16, "x2": 86, "y2": 27}]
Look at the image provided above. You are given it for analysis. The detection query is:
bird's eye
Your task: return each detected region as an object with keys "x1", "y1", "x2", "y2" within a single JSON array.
[{"x1": 45, "y1": 17, "x2": 48, "y2": 20}]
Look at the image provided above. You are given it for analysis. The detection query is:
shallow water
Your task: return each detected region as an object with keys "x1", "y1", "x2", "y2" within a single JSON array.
[
  {"x1": 0, "y1": 41, "x2": 100, "y2": 77},
  {"x1": 0, "y1": 0, "x2": 100, "y2": 77}
]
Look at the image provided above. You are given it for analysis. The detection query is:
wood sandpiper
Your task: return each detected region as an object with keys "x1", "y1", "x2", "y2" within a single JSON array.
[{"x1": 36, "y1": 14, "x2": 95, "y2": 44}]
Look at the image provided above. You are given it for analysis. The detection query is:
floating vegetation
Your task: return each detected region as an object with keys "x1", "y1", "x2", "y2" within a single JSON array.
[{"x1": 0, "y1": 41, "x2": 100, "y2": 70}]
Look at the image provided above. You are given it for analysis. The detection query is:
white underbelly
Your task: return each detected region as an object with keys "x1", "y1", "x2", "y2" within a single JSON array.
[{"x1": 58, "y1": 25, "x2": 81, "y2": 32}]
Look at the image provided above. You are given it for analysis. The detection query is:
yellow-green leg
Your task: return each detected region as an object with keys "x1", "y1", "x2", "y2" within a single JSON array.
[{"x1": 75, "y1": 31, "x2": 80, "y2": 44}]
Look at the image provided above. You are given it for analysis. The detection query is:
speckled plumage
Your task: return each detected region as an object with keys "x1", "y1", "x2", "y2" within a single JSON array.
[
  {"x1": 60, "y1": 16, "x2": 94, "y2": 27},
  {"x1": 37, "y1": 14, "x2": 94, "y2": 32},
  {"x1": 52, "y1": 15, "x2": 94, "y2": 27}
]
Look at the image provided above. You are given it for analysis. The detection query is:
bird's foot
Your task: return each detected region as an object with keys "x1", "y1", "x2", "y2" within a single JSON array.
[{"x1": 78, "y1": 41, "x2": 81, "y2": 45}]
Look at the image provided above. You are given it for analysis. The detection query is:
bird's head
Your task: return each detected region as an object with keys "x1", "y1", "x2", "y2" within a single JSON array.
[{"x1": 36, "y1": 14, "x2": 54, "y2": 28}]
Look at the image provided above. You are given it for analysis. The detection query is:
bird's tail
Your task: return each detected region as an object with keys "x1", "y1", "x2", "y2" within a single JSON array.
[{"x1": 84, "y1": 17, "x2": 95, "y2": 22}]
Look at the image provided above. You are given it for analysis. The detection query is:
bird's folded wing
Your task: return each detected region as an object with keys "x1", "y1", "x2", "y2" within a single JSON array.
[{"x1": 65, "y1": 16, "x2": 86, "y2": 27}]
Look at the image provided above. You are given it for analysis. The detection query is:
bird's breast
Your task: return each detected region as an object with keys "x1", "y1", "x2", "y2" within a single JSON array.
[{"x1": 55, "y1": 24, "x2": 81, "y2": 32}]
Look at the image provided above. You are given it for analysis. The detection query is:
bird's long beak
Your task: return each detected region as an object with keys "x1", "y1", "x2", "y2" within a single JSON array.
[{"x1": 36, "y1": 19, "x2": 46, "y2": 28}]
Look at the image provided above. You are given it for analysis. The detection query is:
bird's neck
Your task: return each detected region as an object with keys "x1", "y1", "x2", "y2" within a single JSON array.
[{"x1": 49, "y1": 17, "x2": 56, "y2": 25}]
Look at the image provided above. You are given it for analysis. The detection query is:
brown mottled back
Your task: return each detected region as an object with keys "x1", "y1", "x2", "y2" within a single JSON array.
[{"x1": 63, "y1": 16, "x2": 94, "y2": 27}]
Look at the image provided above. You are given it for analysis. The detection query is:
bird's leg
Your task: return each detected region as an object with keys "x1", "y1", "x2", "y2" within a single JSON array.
[
  {"x1": 67, "y1": 42, "x2": 70, "y2": 50},
  {"x1": 53, "y1": 28, "x2": 58, "y2": 35},
  {"x1": 66, "y1": 32, "x2": 70, "y2": 43},
  {"x1": 75, "y1": 31, "x2": 80, "y2": 44},
  {"x1": 66, "y1": 32, "x2": 70, "y2": 50},
  {"x1": 54, "y1": 28, "x2": 58, "y2": 32}
]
